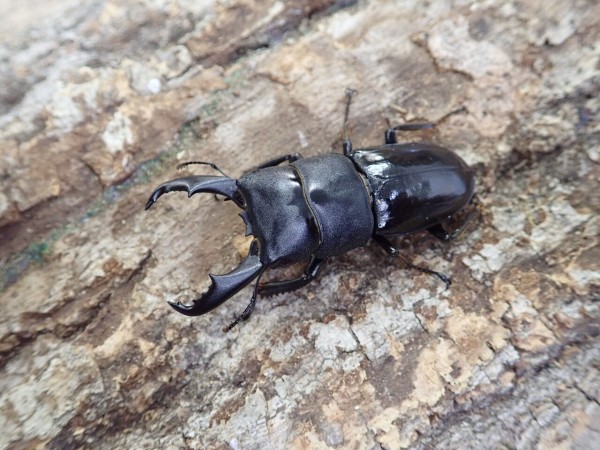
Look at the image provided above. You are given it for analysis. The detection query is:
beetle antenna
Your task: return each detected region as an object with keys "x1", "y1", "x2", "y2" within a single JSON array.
[
  {"x1": 343, "y1": 88, "x2": 358, "y2": 155},
  {"x1": 177, "y1": 160, "x2": 229, "y2": 177}
]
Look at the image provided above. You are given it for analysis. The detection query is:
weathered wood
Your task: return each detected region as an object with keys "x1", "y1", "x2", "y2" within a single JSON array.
[{"x1": 1, "y1": 0, "x2": 599, "y2": 449}]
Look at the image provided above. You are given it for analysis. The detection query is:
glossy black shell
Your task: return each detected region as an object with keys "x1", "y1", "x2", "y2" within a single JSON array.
[{"x1": 350, "y1": 142, "x2": 474, "y2": 235}]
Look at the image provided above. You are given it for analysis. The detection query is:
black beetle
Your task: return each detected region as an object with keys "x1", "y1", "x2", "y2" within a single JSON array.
[{"x1": 145, "y1": 89, "x2": 476, "y2": 331}]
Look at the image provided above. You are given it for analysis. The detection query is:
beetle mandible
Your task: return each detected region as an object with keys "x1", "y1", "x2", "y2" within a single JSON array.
[{"x1": 145, "y1": 89, "x2": 477, "y2": 331}]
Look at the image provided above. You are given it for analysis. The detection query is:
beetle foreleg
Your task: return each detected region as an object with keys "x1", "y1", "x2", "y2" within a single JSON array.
[
  {"x1": 258, "y1": 256, "x2": 325, "y2": 297},
  {"x1": 374, "y1": 236, "x2": 451, "y2": 289},
  {"x1": 247, "y1": 153, "x2": 303, "y2": 172},
  {"x1": 222, "y1": 267, "x2": 266, "y2": 332}
]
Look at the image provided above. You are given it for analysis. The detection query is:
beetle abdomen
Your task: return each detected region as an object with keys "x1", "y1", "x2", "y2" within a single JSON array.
[
  {"x1": 351, "y1": 143, "x2": 474, "y2": 235},
  {"x1": 292, "y1": 154, "x2": 373, "y2": 257}
]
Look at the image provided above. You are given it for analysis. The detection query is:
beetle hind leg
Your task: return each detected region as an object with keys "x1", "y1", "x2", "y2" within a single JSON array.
[
  {"x1": 384, "y1": 122, "x2": 435, "y2": 144},
  {"x1": 428, "y1": 205, "x2": 479, "y2": 242},
  {"x1": 374, "y1": 236, "x2": 451, "y2": 289}
]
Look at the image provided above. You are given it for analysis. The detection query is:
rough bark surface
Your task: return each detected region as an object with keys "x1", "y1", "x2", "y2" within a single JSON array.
[{"x1": 1, "y1": 1, "x2": 599, "y2": 449}]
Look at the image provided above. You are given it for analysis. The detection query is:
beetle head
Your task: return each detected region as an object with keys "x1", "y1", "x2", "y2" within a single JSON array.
[{"x1": 145, "y1": 175, "x2": 265, "y2": 316}]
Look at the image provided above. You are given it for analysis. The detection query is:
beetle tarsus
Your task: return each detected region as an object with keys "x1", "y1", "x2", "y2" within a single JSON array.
[
  {"x1": 223, "y1": 269, "x2": 265, "y2": 332},
  {"x1": 384, "y1": 105, "x2": 467, "y2": 144},
  {"x1": 176, "y1": 160, "x2": 229, "y2": 177},
  {"x1": 374, "y1": 235, "x2": 451, "y2": 290},
  {"x1": 343, "y1": 88, "x2": 357, "y2": 155},
  {"x1": 385, "y1": 122, "x2": 435, "y2": 144},
  {"x1": 436, "y1": 106, "x2": 468, "y2": 125},
  {"x1": 399, "y1": 254, "x2": 452, "y2": 291},
  {"x1": 427, "y1": 207, "x2": 479, "y2": 242}
]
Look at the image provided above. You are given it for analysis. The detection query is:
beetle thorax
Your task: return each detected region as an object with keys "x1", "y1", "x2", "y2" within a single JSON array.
[{"x1": 237, "y1": 154, "x2": 373, "y2": 265}]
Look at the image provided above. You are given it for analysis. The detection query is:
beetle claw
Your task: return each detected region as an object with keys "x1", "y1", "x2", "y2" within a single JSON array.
[
  {"x1": 167, "y1": 300, "x2": 194, "y2": 314},
  {"x1": 166, "y1": 240, "x2": 264, "y2": 317},
  {"x1": 144, "y1": 175, "x2": 239, "y2": 210}
]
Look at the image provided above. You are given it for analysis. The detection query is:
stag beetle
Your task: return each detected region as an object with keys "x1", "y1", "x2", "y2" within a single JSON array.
[{"x1": 145, "y1": 89, "x2": 476, "y2": 331}]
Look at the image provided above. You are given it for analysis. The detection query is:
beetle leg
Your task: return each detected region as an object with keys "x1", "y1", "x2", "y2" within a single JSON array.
[
  {"x1": 246, "y1": 153, "x2": 303, "y2": 172},
  {"x1": 384, "y1": 106, "x2": 467, "y2": 144},
  {"x1": 222, "y1": 267, "x2": 267, "y2": 332},
  {"x1": 176, "y1": 160, "x2": 229, "y2": 176},
  {"x1": 374, "y1": 235, "x2": 451, "y2": 289},
  {"x1": 428, "y1": 207, "x2": 479, "y2": 242},
  {"x1": 342, "y1": 87, "x2": 358, "y2": 155},
  {"x1": 258, "y1": 256, "x2": 325, "y2": 297},
  {"x1": 223, "y1": 257, "x2": 325, "y2": 332},
  {"x1": 384, "y1": 123, "x2": 435, "y2": 144}
]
